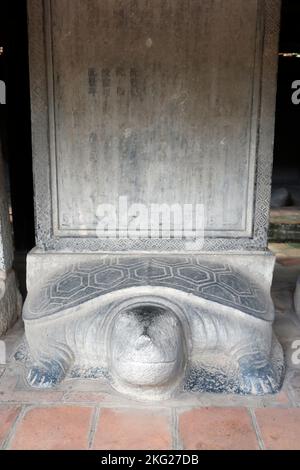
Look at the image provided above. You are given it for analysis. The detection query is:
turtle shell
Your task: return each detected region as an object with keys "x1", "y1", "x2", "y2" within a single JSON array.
[{"x1": 24, "y1": 256, "x2": 271, "y2": 321}]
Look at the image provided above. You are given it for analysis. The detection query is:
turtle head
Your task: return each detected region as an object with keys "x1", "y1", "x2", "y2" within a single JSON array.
[{"x1": 109, "y1": 305, "x2": 186, "y2": 399}]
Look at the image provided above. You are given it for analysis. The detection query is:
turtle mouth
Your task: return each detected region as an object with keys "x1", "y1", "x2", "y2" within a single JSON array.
[{"x1": 112, "y1": 358, "x2": 181, "y2": 387}]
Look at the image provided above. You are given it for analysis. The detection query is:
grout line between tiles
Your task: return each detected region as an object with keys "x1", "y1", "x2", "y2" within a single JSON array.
[
  {"x1": 249, "y1": 408, "x2": 265, "y2": 450},
  {"x1": 1, "y1": 405, "x2": 28, "y2": 450},
  {"x1": 88, "y1": 406, "x2": 100, "y2": 449}
]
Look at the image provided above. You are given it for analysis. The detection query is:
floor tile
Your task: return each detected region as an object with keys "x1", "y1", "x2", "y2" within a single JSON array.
[
  {"x1": 10, "y1": 406, "x2": 93, "y2": 450},
  {"x1": 0, "y1": 406, "x2": 21, "y2": 447},
  {"x1": 178, "y1": 408, "x2": 259, "y2": 450},
  {"x1": 255, "y1": 408, "x2": 300, "y2": 450},
  {"x1": 93, "y1": 408, "x2": 172, "y2": 450}
]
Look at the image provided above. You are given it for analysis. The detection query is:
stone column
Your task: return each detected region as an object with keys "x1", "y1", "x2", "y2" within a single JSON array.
[{"x1": 0, "y1": 139, "x2": 22, "y2": 337}]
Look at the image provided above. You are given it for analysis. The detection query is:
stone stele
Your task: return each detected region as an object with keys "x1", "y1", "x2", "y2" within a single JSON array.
[{"x1": 23, "y1": 0, "x2": 283, "y2": 400}]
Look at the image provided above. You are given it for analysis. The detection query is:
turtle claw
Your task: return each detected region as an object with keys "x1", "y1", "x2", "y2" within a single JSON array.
[
  {"x1": 237, "y1": 354, "x2": 280, "y2": 395},
  {"x1": 27, "y1": 362, "x2": 66, "y2": 388}
]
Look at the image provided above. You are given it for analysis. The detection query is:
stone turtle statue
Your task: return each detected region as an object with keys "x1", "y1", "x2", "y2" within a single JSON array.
[{"x1": 22, "y1": 256, "x2": 284, "y2": 400}]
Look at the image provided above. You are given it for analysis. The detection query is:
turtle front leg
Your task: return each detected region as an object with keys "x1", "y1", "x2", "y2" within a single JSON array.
[
  {"x1": 27, "y1": 345, "x2": 74, "y2": 388},
  {"x1": 28, "y1": 361, "x2": 65, "y2": 388},
  {"x1": 235, "y1": 350, "x2": 284, "y2": 395}
]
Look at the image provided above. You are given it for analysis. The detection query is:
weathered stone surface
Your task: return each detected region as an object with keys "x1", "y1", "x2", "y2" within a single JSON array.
[
  {"x1": 26, "y1": 250, "x2": 276, "y2": 296},
  {"x1": 25, "y1": 257, "x2": 270, "y2": 321},
  {"x1": 110, "y1": 305, "x2": 186, "y2": 399},
  {"x1": 24, "y1": 1, "x2": 282, "y2": 401},
  {"x1": 22, "y1": 255, "x2": 284, "y2": 400},
  {"x1": 37, "y1": 0, "x2": 260, "y2": 236},
  {"x1": 27, "y1": 0, "x2": 280, "y2": 252}
]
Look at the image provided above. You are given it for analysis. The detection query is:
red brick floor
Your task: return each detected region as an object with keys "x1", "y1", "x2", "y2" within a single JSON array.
[{"x1": 0, "y1": 400, "x2": 299, "y2": 449}]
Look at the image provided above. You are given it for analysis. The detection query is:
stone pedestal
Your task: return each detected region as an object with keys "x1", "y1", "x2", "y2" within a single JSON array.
[
  {"x1": 25, "y1": 0, "x2": 283, "y2": 399},
  {"x1": 23, "y1": 250, "x2": 284, "y2": 399}
]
